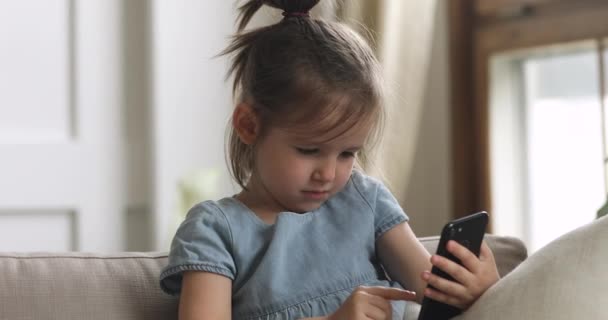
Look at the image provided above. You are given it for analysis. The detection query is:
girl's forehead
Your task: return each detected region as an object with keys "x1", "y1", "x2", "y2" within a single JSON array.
[
  {"x1": 277, "y1": 121, "x2": 371, "y2": 146},
  {"x1": 266, "y1": 96, "x2": 379, "y2": 145}
]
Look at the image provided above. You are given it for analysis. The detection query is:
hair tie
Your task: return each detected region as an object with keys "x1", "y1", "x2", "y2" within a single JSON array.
[{"x1": 282, "y1": 11, "x2": 310, "y2": 18}]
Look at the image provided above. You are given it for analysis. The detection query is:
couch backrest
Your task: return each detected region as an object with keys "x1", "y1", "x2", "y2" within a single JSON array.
[
  {"x1": 0, "y1": 252, "x2": 178, "y2": 320},
  {"x1": 0, "y1": 235, "x2": 527, "y2": 320}
]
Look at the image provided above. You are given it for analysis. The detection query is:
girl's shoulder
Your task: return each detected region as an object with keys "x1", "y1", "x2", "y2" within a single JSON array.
[
  {"x1": 347, "y1": 170, "x2": 408, "y2": 230},
  {"x1": 179, "y1": 199, "x2": 232, "y2": 229},
  {"x1": 188, "y1": 194, "x2": 256, "y2": 214},
  {"x1": 175, "y1": 199, "x2": 236, "y2": 243},
  {"x1": 181, "y1": 197, "x2": 264, "y2": 234},
  {"x1": 350, "y1": 169, "x2": 383, "y2": 183},
  {"x1": 348, "y1": 170, "x2": 388, "y2": 199}
]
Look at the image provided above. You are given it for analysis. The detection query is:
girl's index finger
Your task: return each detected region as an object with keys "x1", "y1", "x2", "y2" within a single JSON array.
[{"x1": 362, "y1": 286, "x2": 417, "y2": 301}]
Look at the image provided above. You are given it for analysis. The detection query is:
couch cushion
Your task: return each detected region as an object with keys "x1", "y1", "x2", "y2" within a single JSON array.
[
  {"x1": 0, "y1": 252, "x2": 178, "y2": 320},
  {"x1": 418, "y1": 234, "x2": 528, "y2": 278}
]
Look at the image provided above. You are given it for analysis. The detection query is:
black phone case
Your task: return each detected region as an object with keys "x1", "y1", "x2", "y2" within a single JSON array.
[{"x1": 417, "y1": 211, "x2": 488, "y2": 320}]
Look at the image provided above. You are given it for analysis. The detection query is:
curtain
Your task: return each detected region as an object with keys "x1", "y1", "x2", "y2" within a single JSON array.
[{"x1": 338, "y1": 0, "x2": 452, "y2": 235}]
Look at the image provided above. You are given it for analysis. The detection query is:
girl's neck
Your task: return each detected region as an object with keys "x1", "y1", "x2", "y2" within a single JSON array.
[{"x1": 236, "y1": 180, "x2": 283, "y2": 225}]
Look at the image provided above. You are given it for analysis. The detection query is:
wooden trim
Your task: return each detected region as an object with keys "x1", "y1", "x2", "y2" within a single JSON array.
[
  {"x1": 477, "y1": 3, "x2": 608, "y2": 53},
  {"x1": 449, "y1": 0, "x2": 486, "y2": 220},
  {"x1": 473, "y1": 49, "x2": 492, "y2": 221},
  {"x1": 474, "y1": 0, "x2": 608, "y2": 21},
  {"x1": 475, "y1": 0, "x2": 556, "y2": 18}
]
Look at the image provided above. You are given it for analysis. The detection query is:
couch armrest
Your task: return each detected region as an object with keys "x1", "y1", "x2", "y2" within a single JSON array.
[{"x1": 417, "y1": 234, "x2": 528, "y2": 277}]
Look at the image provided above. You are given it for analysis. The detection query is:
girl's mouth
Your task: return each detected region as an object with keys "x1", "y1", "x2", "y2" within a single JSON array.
[{"x1": 302, "y1": 190, "x2": 329, "y2": 200}]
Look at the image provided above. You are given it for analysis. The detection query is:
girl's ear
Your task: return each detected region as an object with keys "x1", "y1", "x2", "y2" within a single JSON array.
[{"x1": 232, "y1": 103, "x2": 259, "y2": 145}]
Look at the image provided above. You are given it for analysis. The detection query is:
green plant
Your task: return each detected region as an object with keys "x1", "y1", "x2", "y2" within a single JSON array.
[{"x1": 597, "y1": 198, "x2": 608, "y2": 219}]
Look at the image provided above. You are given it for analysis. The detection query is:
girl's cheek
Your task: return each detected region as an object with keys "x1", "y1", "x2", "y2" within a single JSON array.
[{"x1": 338, "y1": 164, "x2": 354, "y2": 181}]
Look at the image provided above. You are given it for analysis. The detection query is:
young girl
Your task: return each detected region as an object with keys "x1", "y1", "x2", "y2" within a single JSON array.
[{"x1": 160, "y1": 1, "x2": 500, "y2": 319}]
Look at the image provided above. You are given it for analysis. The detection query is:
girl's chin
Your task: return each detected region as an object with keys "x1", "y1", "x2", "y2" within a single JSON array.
[{"x1": 287, "y1": 201, "x2": 326, "y2": 214}]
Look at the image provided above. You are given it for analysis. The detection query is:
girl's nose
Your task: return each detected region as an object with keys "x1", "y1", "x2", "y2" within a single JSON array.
[{"x1": 313, "y1": 158, "x2": 336, "y2": 182}]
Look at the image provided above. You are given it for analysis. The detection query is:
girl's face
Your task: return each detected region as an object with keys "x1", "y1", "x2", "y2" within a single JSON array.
[{"x1": 244, "y1": 122, "x2": 371, "y2": 215}]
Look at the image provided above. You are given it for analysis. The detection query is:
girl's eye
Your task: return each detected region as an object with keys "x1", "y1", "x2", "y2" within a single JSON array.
[
  {"x1": 296, "y1": 147, "x2": 319, "y2": 155},
  {"x1": 340, "y1": 151, "x2": 356, "y2": 158}
]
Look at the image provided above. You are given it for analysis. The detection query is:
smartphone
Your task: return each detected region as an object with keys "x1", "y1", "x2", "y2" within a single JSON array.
[{"x1": 417, "y1": 211, "x2": 489, "y2": 320}]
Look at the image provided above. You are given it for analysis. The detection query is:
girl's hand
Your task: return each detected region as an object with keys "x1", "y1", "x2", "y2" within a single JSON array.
[
  {"x1": 421, "y1": 240, "x2": 500, "y2": 310},
  {"x1": 327, "y1": 286, "x2": 417, "y2": 320}
]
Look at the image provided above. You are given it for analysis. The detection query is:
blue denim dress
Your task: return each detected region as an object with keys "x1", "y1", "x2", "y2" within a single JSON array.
[{"x1": 160, "y1": 171, "x2": 410, "y2": 319}]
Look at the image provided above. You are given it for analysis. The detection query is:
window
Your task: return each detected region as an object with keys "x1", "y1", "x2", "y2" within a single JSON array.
[
  {"x1": 489, "y1": 39, "x2": 608, "y2": 252},
  {"x1": 603, "y1": 39, "x2": 608, "y2": 202}
]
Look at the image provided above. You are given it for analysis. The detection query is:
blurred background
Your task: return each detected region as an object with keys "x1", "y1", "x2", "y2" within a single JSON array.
[{"x1": 0, "y1": 0, "x2": 606, "y2": 253}]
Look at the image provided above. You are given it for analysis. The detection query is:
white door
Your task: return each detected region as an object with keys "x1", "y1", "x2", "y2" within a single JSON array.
[{"x1": 0, "y1": 0, "x2": 149, "y2": 252}]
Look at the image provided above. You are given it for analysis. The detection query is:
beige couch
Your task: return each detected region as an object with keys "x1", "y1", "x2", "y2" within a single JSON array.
[{"x1": 0, "y1": 235, "x2": 527, "y2": 320}]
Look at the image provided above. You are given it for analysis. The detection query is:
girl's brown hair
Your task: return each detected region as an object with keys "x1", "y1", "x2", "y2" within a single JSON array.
[{"x1": 223, "y1": 0, "x2": 385, "y2": 190}]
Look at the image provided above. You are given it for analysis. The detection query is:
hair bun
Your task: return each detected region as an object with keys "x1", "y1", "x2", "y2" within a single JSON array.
[
  {"x1": 236, "y1": 0, "x2": 320, "y2": 31},
  {"x1": 268, "y1": 0, "x2": 320, "y2": 13}
]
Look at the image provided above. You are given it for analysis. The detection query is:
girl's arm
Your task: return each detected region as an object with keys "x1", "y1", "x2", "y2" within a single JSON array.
[
  {"x1": 179, "y1": 271, "x2": 232, "y2": 320},
  {"x1": 376, "y1": 221, "x2": 432, "y2": 304}
]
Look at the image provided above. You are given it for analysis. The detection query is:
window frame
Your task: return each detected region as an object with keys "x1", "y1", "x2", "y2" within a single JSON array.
[{"x1": 449, "y1": 0, "x2": 608, "y2": 227}]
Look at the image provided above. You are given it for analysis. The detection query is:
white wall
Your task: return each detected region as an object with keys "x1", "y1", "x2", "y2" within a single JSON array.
[
  {"x1": 151, "y1": 1, "x2": 238, "y2": 250},
  {"x1": 0, "y1": 1, "x2": 452, "y2": 251}
]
